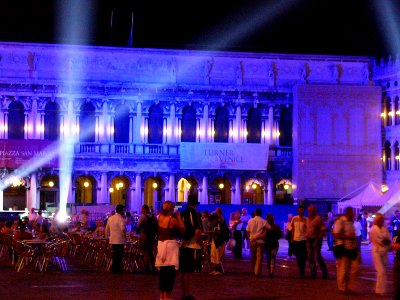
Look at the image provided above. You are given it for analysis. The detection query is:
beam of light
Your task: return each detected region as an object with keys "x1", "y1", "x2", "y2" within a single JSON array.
[
  {"x1": 56, "y1": 1, "x2": 95, "y2": 221},
  {"x1": 374, "y1": 0, "x2": 400, "y2": 54}
]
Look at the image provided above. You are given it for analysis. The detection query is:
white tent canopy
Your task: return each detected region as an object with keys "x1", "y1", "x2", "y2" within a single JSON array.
[
  {"x1": 378, "y1": 183, "x2": 400, "y2": 215},
  {"x1": 337, "y1": 181, "x2": 383, "y2": 213}
]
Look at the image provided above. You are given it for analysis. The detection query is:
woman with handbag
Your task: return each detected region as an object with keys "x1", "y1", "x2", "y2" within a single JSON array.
[{"x1": 370, "y1": 213, "x2": 391, "y2": 297}]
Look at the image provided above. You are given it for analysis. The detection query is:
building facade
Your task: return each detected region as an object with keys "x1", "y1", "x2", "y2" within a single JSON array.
[{"x1": 0, "y1": 42, "x2": 384, "y2": 213}]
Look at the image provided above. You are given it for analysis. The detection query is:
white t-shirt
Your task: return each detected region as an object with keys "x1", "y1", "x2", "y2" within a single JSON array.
[
  {"x1": 247, "y1": 216, "x2": 269, "y2": 243},
  {"x1": 291, "y1": 215, "x2": 307, "y2": 241},
  {"x1": 105, "y1": 213, "x2": 126, "y2": 244}
]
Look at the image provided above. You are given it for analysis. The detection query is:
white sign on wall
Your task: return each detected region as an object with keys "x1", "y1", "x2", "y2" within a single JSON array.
[{"x1": 180, "y1": 142, "x2": 269, "y2": 170}]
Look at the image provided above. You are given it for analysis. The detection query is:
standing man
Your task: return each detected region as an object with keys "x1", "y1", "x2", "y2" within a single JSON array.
[
  {"x1": 247, "y1": 208, "x2": 269, "y2": 277},
  {"x1": 290, "y1": 206, "x2": 307, "y2": 277},
  {"x1": 306, "y1": 206, "x2": 328, "y2": 279},
  {"x1": 105, "y1": 204, "x2": 126, "y2": 274},
  {"x1": 326, "y1": 212, "x2": 334, "y2": 251},
  {"x1": 333, "y1": 206, "x2": 359, "y2": 294},
  {"x1": 237, "y1": 208, "x2": 252, "y2": 256},
  {"x1": 180, "y1": 195, "x2": 202, "y2": 300},
  {"x1": 391, "y1": 210, "x2": 400, "y2": 239},
  {"x1": 137, "y1": 204, "x2": 157, "y2": 273}
]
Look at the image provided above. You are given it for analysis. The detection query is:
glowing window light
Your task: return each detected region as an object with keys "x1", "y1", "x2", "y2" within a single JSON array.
[
  {"x1": 388, "y1": 111, "x2": 394, "y2": 116},
  {"x1": 218, "y1": 183, "x2": 224, "y2": 189},
  {"x1": 283, "y1": 184, "x2": 290, "y2": 190},
  {"x1": 381, "y1": 185, "x2": 389, "y2": 193},
  {"x1": 109, "y1": 187, "x2": 114, "y2": 193},
  {"x1": 245, "y1": 185, "x2": 250, "y2": 191},
  {"x1": 381, "y1": 113, "x2": 386, "y2": 118},
  {"x1": 48, "y1": 181, "x2": 54, "y2": 187},
  {"x1": 397, "y1": 111, "x2": 400, "y2": 115},
  {"x1": 244, "y1": 130, "x2": 248, "y2": 136},
  {"x1": 396, "y1": 156, "x2": 400, "y2": 160},
  {"x1": 212, "y1": 130, "x2": 216, "y2": 136},
  {"x1": 83, "y1": 181, "x2": 89, "y2": 188},
  {"x1": 251, "y1": 183, "x2": 257, "y2": 190},
  {"x1": 186, "y1": 183, "x2": 191, "y2": 189},
  {"x1": 152, "y1": 182, "x2": 158, "y2": 189}
]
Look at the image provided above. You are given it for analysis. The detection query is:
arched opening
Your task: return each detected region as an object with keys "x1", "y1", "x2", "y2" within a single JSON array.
[
  {"x1": 44, "y1": 101, "x2": 60, "y2": 141},
  {"x1": 214, "y1": 106, "x2": 229, "y2": 143},
  {"x1": 279, "y1": 106, "x2": 292, "y2": 146},
  {"x1": 79, "y1": 102, "x2": 96, "y2": 142},
  {"x1": 210, "y1": 178, "x2": 231, "y2": 204},
  {"x1": 8, "y1": 101, "x2": 25, "y2": 139},
  {"x1": 247, "y1": 107, "x2": 262, "y2": 143},
  {"x1": 242, "y1": 178, "x2": 264, "y2": 204},
  {"x1": 114, "y1": 104, "x2": 130, "y2": 143},
  {"x1": 384, "y1": 141, "x2": 391, "y2": 171},
  {"x1": 148, "y1": 104, "x2": 163, "y2": 144},
  {"x1": 109, "y1": 176, "x2": 129, "y2": 206},
  {"x1": 177, "y1": 177, "x2": 198, "y2": 203},
  {"x1": 181, "y1": 105, "x2": 197, "y2": 142},
  {"x1": 75, "y1": 176, "x2": 97, "y2": 205},
  {"x1": 3, "y1": 177, "x2": 26, "y2": 210},
  {"x1": 39, "y1": 174, "x2": 59, "y2": 212},
  {"x1": 275, "y1": 178, "x2": 293, "y2": 204},
  {"x1": 144, "y1": 177, "x2": 165, "y2": 212}
]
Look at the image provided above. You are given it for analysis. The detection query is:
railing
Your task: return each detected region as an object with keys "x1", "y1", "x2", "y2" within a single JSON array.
[{"x1": 76, "y1": 142, "x2": 291, "y2": 158}]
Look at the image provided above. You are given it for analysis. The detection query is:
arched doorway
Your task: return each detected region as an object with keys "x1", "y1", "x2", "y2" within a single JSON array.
[
  {"x1": 40, "y1": 174, "x2": 59, "y2": 212},
  {"x1": 144, "y1": 177, "x2": 165, "y2": 212},
  {"x1": 3, "y1": 176, "x2": 26, "y2": 210},
  {"x1": 75, "y1": 176, "x2": 97, "y2": 205},
  {"x1": 109, "y1": 176, "x2": 129, "y2": 206},
  {"x1": 210, "y1": 178, "x2": 231, "y2": 204},
  {"x1": 242, "y1": 179, "x2": 264, "y2": 204},
  {"x1": 177, "y1": 177, "x2": 198, "y2": 203}
]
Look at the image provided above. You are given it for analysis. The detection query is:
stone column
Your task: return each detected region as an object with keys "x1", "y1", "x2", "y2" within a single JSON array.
[
  {"x1": 129, "y1": 187, "x2": 135, "y2": 212},
  {"x1": 24, "y1": 113, "x2": 29, "y2": 139},
  {"x1": 4, "y1": 113, "x2": 8, "y2": 139},
  {"x1": 203, "y1": 104, "x2": 209, "y2": 143},
  {"x1": 170, "y1": 103, "x2": 176, "y2": 144},
  {"x1": 391, "y1": 98, "x2": 396, "y2": 126},
  {"x1": 98, "y1": 173, "x2": 108, "y2": 204},
  {"x1": 169, "y1": 174, "x2": 175, "y2": 202},
  {"x1": 129, "y1": 114, "x2": 134, "y2": 143},
  {"x1": 135, "y1": 101, "x2": 142, "y2": 144},
  {"x1": 235, "y1": 177, "x2": 241, "y2": 204},
  {"x1": 31, "y1": 97, "x2": 38, "y2": 139},
  {"x1": 235, "y1": 105, "x2": 241, "y2": 143},
  {"x1": 134, "y1": 173, "x2": 142, "y2": 212},
  {"x1": 201, "y1": 176, "x2": 208, "y2": 204},
  {"x1": 266, "y1": 177, "x2": 273, "y2": 205},
  {"x1": 268, "y1": 106, "x2": 274, "y2": 144},
  {"x1": 27, "y1": 173, "x2": 38, "y2": 210},
  {"x1": 100, "y1": 99, "x2": 107, "y2": 143}
]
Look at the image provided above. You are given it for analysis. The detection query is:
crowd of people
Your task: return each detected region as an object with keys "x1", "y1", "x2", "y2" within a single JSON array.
[{"x1": 3, "y1": 202, "x2": 400, "y2": 299}]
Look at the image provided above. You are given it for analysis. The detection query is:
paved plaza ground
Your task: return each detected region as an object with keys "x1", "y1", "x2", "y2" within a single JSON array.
[{"x1": 0, "y1": 240, "x2": 394, "y2": 300}]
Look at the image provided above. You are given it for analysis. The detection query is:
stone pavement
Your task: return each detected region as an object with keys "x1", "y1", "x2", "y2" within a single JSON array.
[{"x1": 0, "y1": 240, "x2": 394, "y2": 300}]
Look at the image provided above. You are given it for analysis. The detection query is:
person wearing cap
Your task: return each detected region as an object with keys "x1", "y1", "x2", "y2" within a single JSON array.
[
  {"x1": 105, "y1": 204, "x2": 126, "y2": 274},
  {"x1": 180, "y1": 195, "x2": 202, "y2": 300}
]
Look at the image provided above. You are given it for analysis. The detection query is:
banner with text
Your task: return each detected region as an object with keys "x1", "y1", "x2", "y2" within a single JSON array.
[
  {"x1": 0, "y1": 140, "x2": 59, "y2": 168},
  {"x1": 180, "y1": 142, "x2": 269, "y2": 170}
]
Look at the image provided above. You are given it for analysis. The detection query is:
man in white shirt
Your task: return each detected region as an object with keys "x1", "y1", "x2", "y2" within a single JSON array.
[
  {"x1": 105, "y1": 204, "x2": 126, "y2": 274},
  {"x1": 290, "y1": 206, "x2": 307, "y2": 277},
  {"x1": 247, "y1": 208, "x2": 270, "y2": 277}
]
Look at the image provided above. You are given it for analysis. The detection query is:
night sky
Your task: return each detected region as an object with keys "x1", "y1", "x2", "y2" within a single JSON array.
[{"x1": 0, "y1": 0, "x2": 395, "y2": 57}]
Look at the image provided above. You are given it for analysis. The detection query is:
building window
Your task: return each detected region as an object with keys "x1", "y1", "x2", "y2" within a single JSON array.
[
  {"x1": 247, "y1": 108, "x2": 261, "y2": 143},
  {"x1": 44, "y1": 101, "x2": 60, "y2": 141},
  {"x1": 114, "y1": 104, "x2": 129, "y2": 143},
  {"x1": 148, "y1": 104, "x2": 163, "y2": 144},
  {"x1": 79, "y1": 102, "x2": 96, "y2": 142},
  {"x1": 279, "y1": 106, "x2": 293, "y2": 146},
  {"x1": 181, "y1": 105, "x2": 196, "y2": 142},
  {"x1": 8, "y1": 101, "x2": 25, "y2": 139},
  {"x1": 396, "y1": 141, "x2": 400, "y2": 171},
  {"x1": 214, "y1": 106, "x2": 229, "y2": 143}
]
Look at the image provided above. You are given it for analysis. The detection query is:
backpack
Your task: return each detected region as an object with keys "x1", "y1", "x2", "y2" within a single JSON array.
[
  {"x1": 181, "y1": 207, "x2": 202, "y2": 241},
  {"x1": 144, "y1": 214, "x2": 158, "y2": 242}
]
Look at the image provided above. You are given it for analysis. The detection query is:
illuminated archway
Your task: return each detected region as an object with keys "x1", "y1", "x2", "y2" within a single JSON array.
[
  {"x1": 211, "y1": 178, "x2": 231, "y2": 204},
  {"x1": 76, "y1": 176, "x2": 96, "y2": 205},
  {"x1": 109, "y1": 176, "x2": 129, "y2": 206},
  {"x1": 243, "y1": 178, "x2": 264, "y2": 204},
  {"x1": 39, "y1": 174, "x2": 59, "y2": 211},
  {"x1": 177, "y1": 177, "x2": 199, "y2": 202},
  {"x1": 144, "y1": 177, "x2": 165, "y2": 212},
  {"x1": 3, "y1": 176, "x2": 26, "y2": 210}
]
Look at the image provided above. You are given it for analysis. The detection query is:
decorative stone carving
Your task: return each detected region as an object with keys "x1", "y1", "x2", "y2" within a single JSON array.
[
  {"x1": 268, "y1": 62, "x2": 278, "y2": 87},
  {"x1": 204, "y1": 58, "x2": 214, "y2": 85},
  {"x1": 300, "y1": 63, "x2": 311, "y2": 84}
]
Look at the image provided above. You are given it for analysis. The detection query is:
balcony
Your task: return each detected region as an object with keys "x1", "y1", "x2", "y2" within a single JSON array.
[{"x1": 75, "y1": 142, "x2": 292, "y2": 159}]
